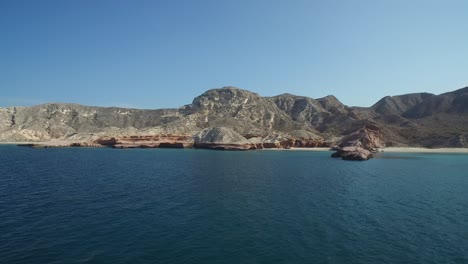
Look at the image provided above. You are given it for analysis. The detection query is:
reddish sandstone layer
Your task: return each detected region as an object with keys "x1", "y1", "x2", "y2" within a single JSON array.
[
  {"x1": 94, "y1": 135, "x2": 194, "y2": 149},
  {"x1": 18, "y1": 134, "x2": 332, "y2": 150},
  {"x1": 94, "y1": 134, "x2": 330, "y2": 150}
]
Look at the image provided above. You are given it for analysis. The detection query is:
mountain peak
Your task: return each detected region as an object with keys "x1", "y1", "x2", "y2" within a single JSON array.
[
  {"x1": 203, "y1": 86, "x2": 259, "y2": 95},
  {"x1": 317, "y1": 95, "x2": 347, "y2": 113},
  {"x1": 191, "y1": 87, "x2": 261, "y2": 109}
]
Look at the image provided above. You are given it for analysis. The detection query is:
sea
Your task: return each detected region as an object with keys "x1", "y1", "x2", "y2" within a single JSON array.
[{"x1": 0, "y1": 145, "x2": 467, "y2": 264}]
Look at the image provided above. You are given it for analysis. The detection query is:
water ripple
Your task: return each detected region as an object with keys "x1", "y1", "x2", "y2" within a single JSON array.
[{"x1": 0, "y1": 147, "x2": 467, "y2": 263}]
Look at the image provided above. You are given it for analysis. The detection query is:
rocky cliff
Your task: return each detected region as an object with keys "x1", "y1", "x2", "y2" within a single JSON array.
[{"x1": 2, "y1": 85, "x2": 468, "y2": 149}]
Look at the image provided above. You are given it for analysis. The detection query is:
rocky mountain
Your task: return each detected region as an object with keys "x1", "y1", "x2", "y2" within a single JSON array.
[
  {"x1": 2, "y1": 85, "x2": 468, "y2": 149},
  {"x1": 360, "y1": 87, "x2": 468, "y2": 148},
  {"x1": 403, "y1": 87, "x2": 468, "y2": 118},
  {"x1": 0, "y1": 103, "x2": 181, "y2": 141},
  {"x1": 371, "y1": 93, "x2": 435, "y2": 116},
  {"x1": 184, "y1": 88, "x2": 309, "y2": 135}
]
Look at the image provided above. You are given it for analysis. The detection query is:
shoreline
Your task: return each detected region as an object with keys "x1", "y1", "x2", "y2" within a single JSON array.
[
  {"x1": 265, "y1": 147, "x2": 468, "y2": 153},
  {"x1": 2, "y1": 142, "x2": 468, "y2": 153},
  {"x1": 381, "y1": 147, "x2": 468, "y2": 153},
  {"x1": 0, "y1": 142, "x2": 49, "y2": 145},
  {"x1": 267, "y1": 147, "x2": 331, "y2": 152}
]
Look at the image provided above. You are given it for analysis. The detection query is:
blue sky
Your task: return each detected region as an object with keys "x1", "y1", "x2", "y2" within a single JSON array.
[{"x1": 1, "y1": 0, "x2": 467, "y2": 108}]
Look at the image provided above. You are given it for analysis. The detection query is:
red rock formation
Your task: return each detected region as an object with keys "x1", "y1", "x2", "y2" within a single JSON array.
[
  {"x1": 94, "y1": 135, "x2": 194, "y2": 149},
  {"x1": 293, "y1": 138, "x2": 330, "y2": 148},
  {"x1": 18, "y1": 142, "x2": 105, "y2": 148},
  {"x1": 23, "y1": 133, "x2": 334, "y2": 151},
  {"x1": 331, "y1": 124, "x2": 383, "y2": 161},
  {"x1": 18, "y1": 132, "x2": 335, "y2": 152},
  {"x1": 339, "y1": 123, "x2": 384, "y2": 150}
]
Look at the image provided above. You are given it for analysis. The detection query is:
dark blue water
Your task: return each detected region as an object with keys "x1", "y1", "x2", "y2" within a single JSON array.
[{"x1": 0, "y1": 145, "x2": 467, "y2": 264}]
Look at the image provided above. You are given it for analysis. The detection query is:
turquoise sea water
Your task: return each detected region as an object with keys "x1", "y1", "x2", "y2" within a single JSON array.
[{"x1": 0, "y1": 145, "x2": 467, "y2": 263}]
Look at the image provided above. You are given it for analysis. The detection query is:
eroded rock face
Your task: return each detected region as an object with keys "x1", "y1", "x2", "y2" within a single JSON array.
[
  {"x1": 193, "y1": 127, "x2": 259, "y2": 150},
  {"x1": 192, "y1": 127, "x2": 329, "y2": 150},
  {"x1": 339, "y1": 123, "x2": 385, "y2": 150},
  {"x1": 331, "y1": 146, "x2": 373, "y2": 161},
  {"x1": 293, "y1": 138, "x2": 329, "y2": 148},
  {"x1": 448, "y1": 134, "x2": 468, "y2": 148},
  {"x1": 272, "y1": 94, "x2": 348, "y2": 127},
  {"x1": 95, "y1": 137, "x2": 118, "y2": 146},
  {"x1": 18, "y1": 141, "x2": 104, "y2": 148},
  {"x1": 0, "y1": 103, "x2": 181, "y2": 142},
  {"x1": 188, "y1": 87, "x2": 310, "y2": 135},
  {"x1": 260, "y1": 133, "x2": 293, "y2": 149},
  {"x1": 331, "y1": 123, "x2": 383, "y2": 161},
  {"x1": 194, "y1": 127, "x2": 247, "y2": 144},
  {"x1": 19, "y1": 129, "x2": 331, "y2": 151},
  {"x1": 94, "y1": 135, "x2": 193, "y2": 149}
]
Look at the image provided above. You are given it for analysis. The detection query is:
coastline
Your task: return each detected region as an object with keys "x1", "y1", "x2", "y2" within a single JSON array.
[
  {"x1": 382, "y1": 147, "x2": 468, "y2": 153},
  {"x1": 0, "y1": 142, "x2": 48, "y2": 145},
  {"x1": 2, "y1": 141, "x2": 468, "y2": 153},
  {"x1": 270, "y1": 147, "x2": 468, "y2": 153},
  {"x1": 266, "y1": 147, "x2": 331, "y2": 152}
]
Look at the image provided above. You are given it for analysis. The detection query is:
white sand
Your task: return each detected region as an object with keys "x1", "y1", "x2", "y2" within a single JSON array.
[
  {"x1": 288, "y1": 147, "x2": 331, "y2": 151},
  {"x1": 263, "y1": 147, "x2": 331, "y2": 151},
  {"x1": 2, "y1": 141, "x2": 468, "y2": 153},
  {"x1": 269, "y1": 147, "x2": 468, "y2": 153},
  {"x1": 382, "y1": 147, "x2": 468, "y2": 153}
]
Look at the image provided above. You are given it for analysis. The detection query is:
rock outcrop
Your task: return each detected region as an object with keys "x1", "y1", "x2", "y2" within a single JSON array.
[
  {"x1": 194, "y1": 127, "x2": 258, "y2": 150},
  {"x1": 331, "y1": 146, "x2": 373, "y2": 161},
  {"x1": 330, "y1": 123, "x2": 384, "y2": 160},
  {"x1": 187, "y1": 87, "x2": 309, "y2": 135},
  {"x1": 95, "y1": 135, "x2": 193, "y2": 149},
  {"x1": 272, "y1": 94, "x2": 346, "y2": 127},
  {"x1": 339, "y1": 123, "x2": 385, "y2": 150}
]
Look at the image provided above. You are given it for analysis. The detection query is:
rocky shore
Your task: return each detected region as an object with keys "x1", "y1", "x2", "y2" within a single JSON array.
[
  {"x1": 18, "y1": 127, "x2": 331, "y2": 151},
  {"x1": 6, "y1": 85, "x2": 468, "y2": 161},
  {"x1": 15, "y1": 125, "x2": 386, "y2": 161}
]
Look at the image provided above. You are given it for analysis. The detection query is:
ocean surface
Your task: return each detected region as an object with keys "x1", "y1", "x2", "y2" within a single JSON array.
[{"x1": 0, "y1": 145, "x2": 467, "y2": 264}]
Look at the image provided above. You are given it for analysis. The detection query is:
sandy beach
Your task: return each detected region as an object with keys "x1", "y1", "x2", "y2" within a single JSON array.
[
  {"x1": 382, "y1": 147, "x2": 468, "y2": 153},
  {"x1": 290, "y1": 147, "x2": 332, "y2": 151},
  {"x1": 1, "y1": 142, "x2": 468, "y2": 153},
  {"x1": 278, "y1": 147, "x2": 468, "y2": 153}
]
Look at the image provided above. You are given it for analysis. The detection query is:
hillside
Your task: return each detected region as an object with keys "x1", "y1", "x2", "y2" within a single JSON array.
[{"x1": 1, "y1": 86, "x2": 468, "y2": 148}]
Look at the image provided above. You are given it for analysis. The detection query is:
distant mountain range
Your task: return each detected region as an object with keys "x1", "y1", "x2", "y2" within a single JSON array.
[{"x1": 1, "y1": 86, "x2": 468, "y2": 148}]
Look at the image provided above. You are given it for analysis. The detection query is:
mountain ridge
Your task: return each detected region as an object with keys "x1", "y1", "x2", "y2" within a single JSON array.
[{"x1": 1, "y1": 85, "x2": 468, "y2": 148}]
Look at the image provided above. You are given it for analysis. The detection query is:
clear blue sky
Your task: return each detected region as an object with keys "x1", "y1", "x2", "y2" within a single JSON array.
[{"x1": 1, "y1": 0, "x2": 468, "y2": 109}]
